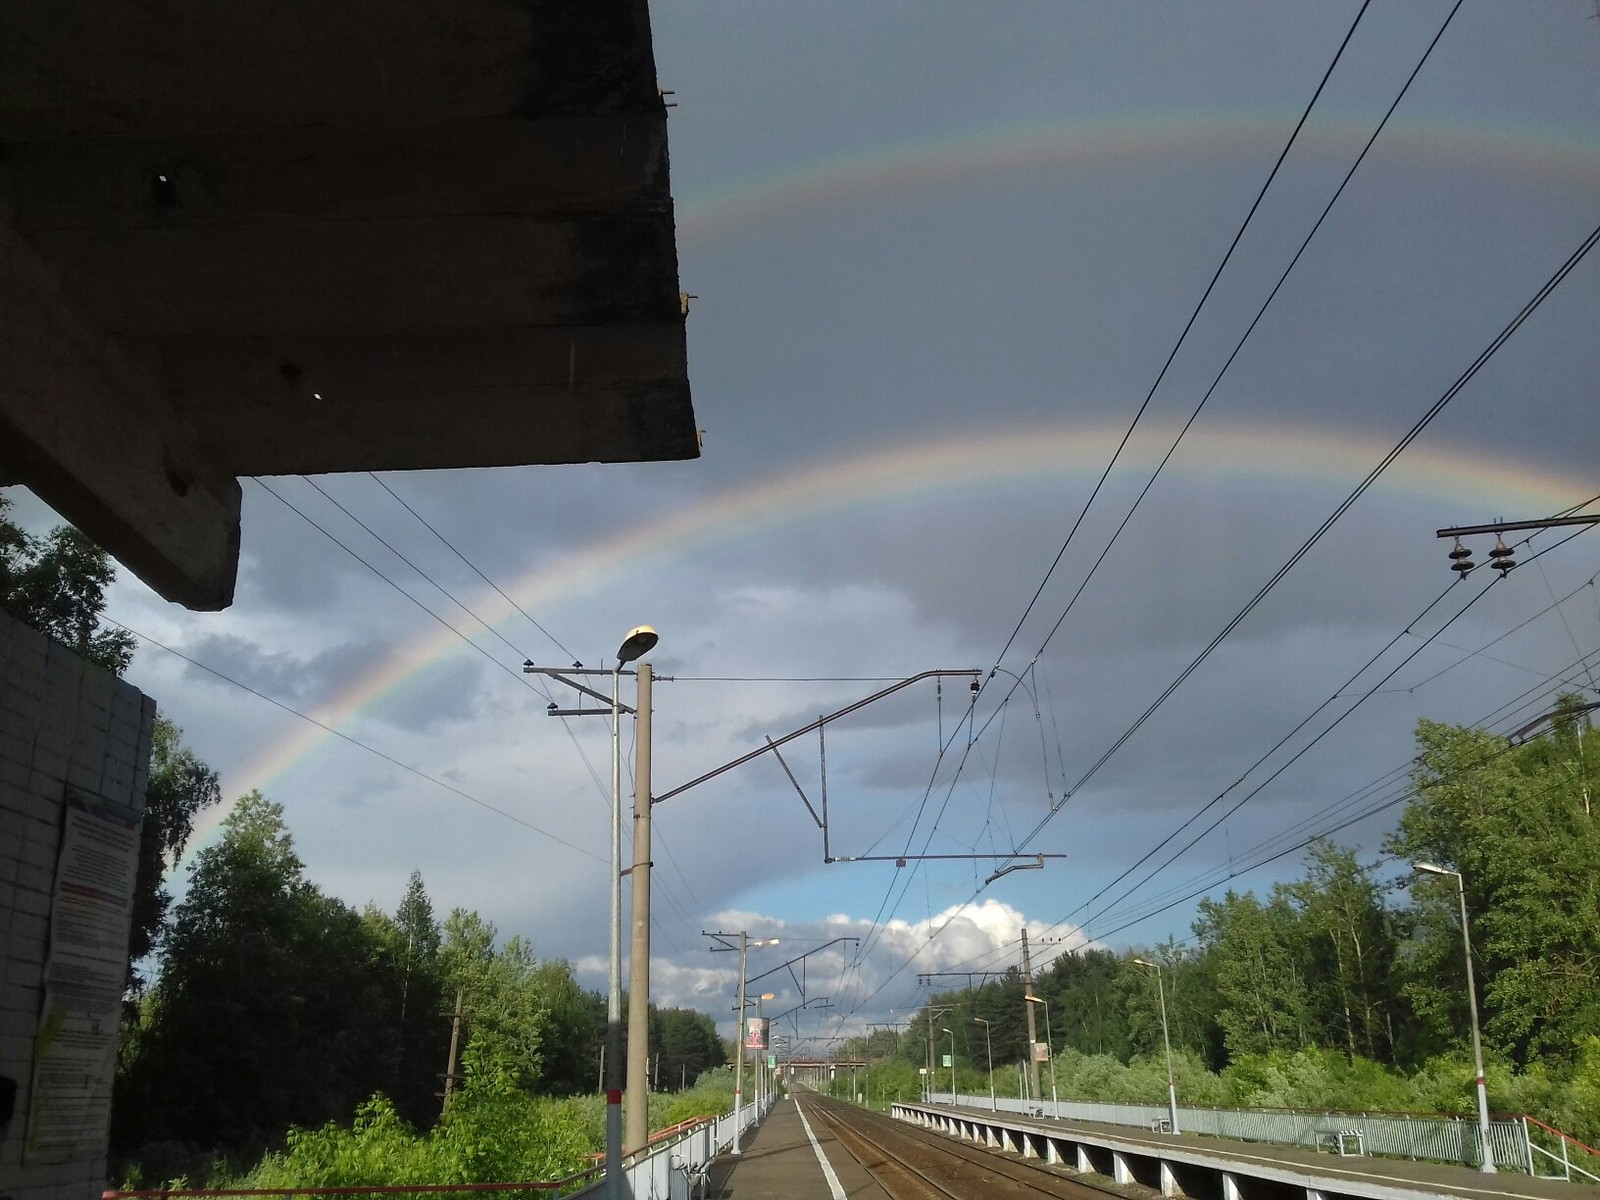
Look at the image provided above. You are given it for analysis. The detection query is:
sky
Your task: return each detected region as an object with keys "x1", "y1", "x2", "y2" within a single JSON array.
[{"x1": 10, "y1": 0, "x2": 1600, "y2": 1057}]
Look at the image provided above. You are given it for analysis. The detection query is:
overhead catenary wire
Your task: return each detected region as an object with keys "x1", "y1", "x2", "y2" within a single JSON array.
[
  {"x1": 846, "y1": 1, "x2": 1452, "y2": 984},
  {"x1": 107, "y1": 618, "x2": 604, "y2": 862},
  {"x1": 996, "y1": 0, "x2": 1465, "y2": 691},
  {"x1": 1005, "y1": 215, "x2": 1600, "y2": 861},
  {"x1": 855, "y1": 516, "x2": 1600, "y2": 1009},
  {"x1": 251, "y1": 477, "x2": 718, "y2": 948},
  {"x1": 988, "y1": 0, "x2": 1377, "y2": 673}
]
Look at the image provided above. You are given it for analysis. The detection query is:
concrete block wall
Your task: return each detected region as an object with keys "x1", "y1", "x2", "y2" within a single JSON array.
[{"x1": 0, "y1": 610, "x2": 156, "y2": 1200}]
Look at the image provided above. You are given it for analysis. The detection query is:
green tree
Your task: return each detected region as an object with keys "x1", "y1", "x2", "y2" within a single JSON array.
[
  {"x1": 127, "y1": 718, "x2": 223, "y2": 987},
  {"x1": 1195, "y1": 889, "x2": 1312, "y2": 1058},
  {"x1": 1387, "y1": 707, "x2": 1600, "y2": 1067},
  {"x1": 115, "y1": 794, "x2": 400, "y2": 1164},
  {"x1": 1284, "y1": 841, "x2": 1400, "y2": 1062},
  {"x1": 0, "y1": 494, "x2": 136, "y2": 673}
]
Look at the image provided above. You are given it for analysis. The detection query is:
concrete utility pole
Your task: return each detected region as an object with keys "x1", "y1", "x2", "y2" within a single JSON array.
[
  {"x1": 1021, "y1": 928, "x2": 1041, "y2": 1102},
  {"x1": 1415, "y1": 863, "x2": 1495, "y2": 1173},
  {"x1": 625, "y1": 663, "x2": 653, "y2": 1158},
  {"x1": 441, "y1": 989, "x2": 465, "y2": 1116}
]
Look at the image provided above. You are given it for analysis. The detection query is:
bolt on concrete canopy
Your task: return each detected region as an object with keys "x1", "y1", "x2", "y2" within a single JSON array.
[{"x1": 0, "y1": 0, "x2": 698, "y2": 611}]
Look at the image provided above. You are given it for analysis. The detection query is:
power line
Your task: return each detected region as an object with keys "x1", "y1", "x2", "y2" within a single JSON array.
[
  {"x1": 1016, "y1": 215, "x2": 1600, "y2": 851},
  {"x1": 1000, "y1": 0, "x2": 1464, "y2": 687},
  {"x1": 988, "y1": 0, "x2": 1376, "y2": 673},
  {"x1": 365, "y1": 472, "x2": 578, "y2": 663},
  {"x1": 108, "y1": 618, "x2": 604, "y2": 862}
]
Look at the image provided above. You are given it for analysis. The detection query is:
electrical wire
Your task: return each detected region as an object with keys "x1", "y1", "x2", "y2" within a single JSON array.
[
  {"x1": 989, "y1": 0, "x2": 1376, "y2": 672},
  {"x1": 108, "y1": 618, "x2": 604, "y2": 862}
]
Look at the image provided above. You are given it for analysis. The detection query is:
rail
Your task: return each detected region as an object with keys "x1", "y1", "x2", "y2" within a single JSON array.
[
  {"x1": 928, "y1": 1090, "x2": 1557, "y2": 1175},
  {"x1": 1522, "y1": 1115, "x2": 1600, "y2": 1184}
]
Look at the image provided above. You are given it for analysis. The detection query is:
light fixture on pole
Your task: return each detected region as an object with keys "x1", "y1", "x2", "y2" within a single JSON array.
[
  {"x1": 750, "y1": 992, "x2": 775, "y2": 1110},
  {"x1": 941, "y1": 1027, "x2": 956, "y2": 1102},
  {"x1": 706, "y1": 931, "x2": 778, "y2": 1155},
  {"x1": 524, "y1": 626, "x2": 658, "y2": 1199},
  {"x1": 611, "y1": 626, "x2": 655, "y2": 1196},
  {"x1": 620, "y1": 628, "x2": 658, "y2": 1162},
  {"x1": 972, "y1": 1017, "x2": 995, "y2": 1111},
  {"x1": 1023, "y1": 995, "x2": 1058, "y2": 1111},
  {"x1": 1414, "y1": 863, "x2": 1495, "y2": 1173},
  {"x1": 1133, "y1": 958, "x2": 1180, "y2": 1135}
]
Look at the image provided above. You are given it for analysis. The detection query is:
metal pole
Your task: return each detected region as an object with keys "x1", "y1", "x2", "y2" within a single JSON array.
[
  {"x1": 732, "y1": 933, "x2": 749, "y2": 1154},
  {"x1": 1040, "y1": 1000, "x2": 1058, "y2": 1110},
  {"x1": 1455, "y1": 872, "x2": 1495, "y2": 1173},
  {"x1": 626, "y1": 664, "x2": 653, "y2": 1158},
  {"x1": 975, "y1": 1017, "x2": 995, "y2": 1111},
  {"x1": 1021, "y1": 929, "x2": 1042, "y2": 1102},
  {"x1": 606, "y1": 666, "x2": 624, "y2": 1198},
  {"x1": 1155, "y1": 965, "x2": 1179, "y2": 1135},
  {"x1": 947, "y1": 1028, "x2": 956, "y2": 1100}
]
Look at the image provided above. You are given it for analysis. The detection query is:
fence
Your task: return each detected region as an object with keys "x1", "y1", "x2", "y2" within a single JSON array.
[
  {"x1": 926, "y1": 1091, "x2": 1558, "y2": 1176},
  {"x1": 572, "y1": 1088, "x2": 775, "y2": 1200}
]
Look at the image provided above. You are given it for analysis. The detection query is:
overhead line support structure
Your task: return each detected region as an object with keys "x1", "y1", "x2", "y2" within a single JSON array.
[
  {"x1": 653, "y1": 670, "x2": 980, "y2": 809},
  {"x1": 525, "y1": 627, "x2": 658, "y2": 1188},
  {"x1": 651, "y1": 669, "x2": 1059, "y2": 869}
]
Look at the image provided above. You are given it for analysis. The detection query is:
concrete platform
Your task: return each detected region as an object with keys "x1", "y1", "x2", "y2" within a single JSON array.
[
  {"x1": 915, "y1": 1102, "x2": 1600, "y2": 1200},
  {"x1": 708, "y1": 1094, "x2": 889, "y2": 1200}
]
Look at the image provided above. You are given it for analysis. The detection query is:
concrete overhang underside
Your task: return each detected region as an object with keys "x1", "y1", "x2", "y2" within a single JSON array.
[{"x1": 0, "y1": 0, "x2": 698, "y2": 611}]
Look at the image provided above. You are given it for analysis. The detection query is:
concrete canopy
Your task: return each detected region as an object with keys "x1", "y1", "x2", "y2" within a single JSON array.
[{"x1": 0, "y1": 0, "x2": 698, "y2": 611}]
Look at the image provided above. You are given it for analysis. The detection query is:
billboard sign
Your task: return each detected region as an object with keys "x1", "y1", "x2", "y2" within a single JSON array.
[{"x1": 744, "y1": 1017, "x2": 769, "y2": 1050}]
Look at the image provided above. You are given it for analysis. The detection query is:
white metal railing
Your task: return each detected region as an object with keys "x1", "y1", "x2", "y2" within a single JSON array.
[
  {"x1": 565, "y1": 1089, "x2": 777, "y2": 1199},
  {"x1": 925, "y1": 1091, "x2": 1536, "y2": 1174}
]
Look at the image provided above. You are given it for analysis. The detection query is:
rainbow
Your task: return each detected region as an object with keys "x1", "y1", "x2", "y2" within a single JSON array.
[
  {"x1": 180, "y1": 416, "x2": 1597, "y2": 865},
  {"x1": 177, "y1": 105, "x2": 1600, "y2": 862},
  {"x1": 676, "y1": 112, "x2": 1600, "y2": 245}
]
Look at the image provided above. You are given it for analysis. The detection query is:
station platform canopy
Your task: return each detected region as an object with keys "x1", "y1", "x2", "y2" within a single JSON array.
[{"x1": 1, "y1": 0, "x2": 697, "y2": 610}]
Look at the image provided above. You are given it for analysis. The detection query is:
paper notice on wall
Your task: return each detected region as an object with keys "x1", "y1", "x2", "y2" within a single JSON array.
[{"x1": 26, "y1": 793, "x2": 141, "y2": 1164}]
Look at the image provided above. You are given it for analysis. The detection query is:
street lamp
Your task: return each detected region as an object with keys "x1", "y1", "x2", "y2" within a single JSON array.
[
  {"x1": 972, "y1": 1017, "x2": 995, "y2": 1111},
  {"x1": 728, "y1": 934, "x2": 779, "y2": 1155},
  {"x1": 749, "y1": 992, "x2": 775, "y2": 1109},
  {"x1": 941, "y1": 1027, "x2": 956, "y2": 1102},
  {"x1": 1414, "y1": 862, "x2": 1495, "y2": 1173},
  {"x1": 1023, "y1": 995, "x2": 1058, "y2": 1111},
  {"x1": 1133, "y1": 958, "x2": 1180, "y2": 1136},
  {"x1": 611, "y1": 626, "x2": 656, "y2": 1197}
]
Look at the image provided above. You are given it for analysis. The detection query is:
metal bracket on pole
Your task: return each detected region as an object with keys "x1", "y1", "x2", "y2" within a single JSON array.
[{"x1": 524, "y1": 662, "x2": 636, "y2": 715}]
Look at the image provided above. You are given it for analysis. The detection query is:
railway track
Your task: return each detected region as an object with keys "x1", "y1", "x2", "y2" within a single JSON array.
[{"x1": 804, "y1": 1095, "x2": 1134, "y2": 1200}]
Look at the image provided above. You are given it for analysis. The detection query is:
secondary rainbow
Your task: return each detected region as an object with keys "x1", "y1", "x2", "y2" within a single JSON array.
[{"x1": 676, "y1": 111, "x2": 1600, "y2": 245}]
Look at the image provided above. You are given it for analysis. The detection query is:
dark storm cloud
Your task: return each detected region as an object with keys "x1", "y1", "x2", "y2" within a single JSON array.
[{"x1": 181, "y1": 633, "x2": 384, "y2": 703}]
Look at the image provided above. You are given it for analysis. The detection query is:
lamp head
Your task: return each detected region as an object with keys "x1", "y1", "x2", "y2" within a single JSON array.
[
  {"x1": 1413, "y1": 862, "x2": 1450, "y2": 877},
  {"x1": 1132, "y1": 957, "x2": 1154, "y2": 968},
  {"x1": 616, "y1": 625, "x2": 659, "y2": 664},
  {"x1": 1024, "y1": 994, "x2": 1043, "y2": 1004}
]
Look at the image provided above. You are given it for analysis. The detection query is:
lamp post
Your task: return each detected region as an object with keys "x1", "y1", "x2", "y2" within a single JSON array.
[
  {"x1": 750, "y1": 991, "x2": 775, "y2": 1110},
  {"x1": 611, "y1": 627, "x2": 656, "y2": 1197},
  {"x1": 1133, "y1": 958, "x2": 1180, "y2": 1135},
  {"x1": 941, "y1": 1027, "x2": 956, "y2": 1102},
  {"x1": 973, "y1": 1017, "x2": 995, "y2": 1111},
  {"x1": 1415, "y1": 863, "x2": 1495, "y2": 1173},
  {"x1": 725, "y1": 933, "x2": 779, "y2": 1155},
  {"x1": 1024, "y1": 995, "x2": 1058, "y2": 1110},
  {"x1": 525, "y1": 627, "x2": 658, "y2": 1199}
]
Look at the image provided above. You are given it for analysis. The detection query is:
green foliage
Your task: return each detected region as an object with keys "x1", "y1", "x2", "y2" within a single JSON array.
[
  {"x1": 1386, "y1": 706, "x2": 1600, "y2": 1067},
  {"x1": 127, "y1": 718, "x2": 223, "y2": 987},
  {"x1": 237, "y1": 1038, "x2": 595, "y2": 1192},
  {"x1": 0, "y1": 494, "x2": 137, "y2": 674}
]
